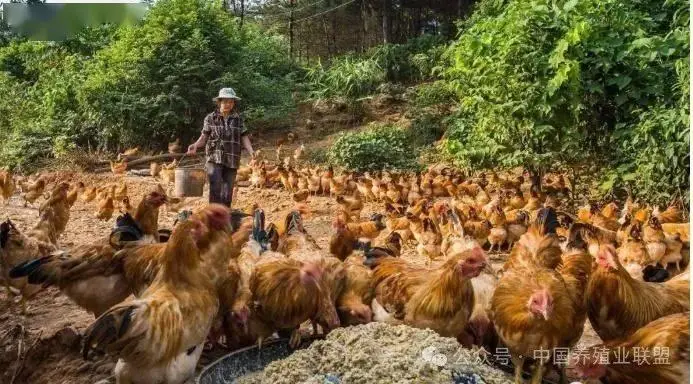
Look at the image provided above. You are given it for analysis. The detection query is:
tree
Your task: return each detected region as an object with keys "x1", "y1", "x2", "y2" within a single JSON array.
[
  {"x1": 0, "y1": 0, "x2": 299, "y2": 170},
  {"x1": 381, "y1": 0, "x2": 391, "y2": 44},
  {"x1": 442, "y1": 0, "x2": 689, "y2": 203}
]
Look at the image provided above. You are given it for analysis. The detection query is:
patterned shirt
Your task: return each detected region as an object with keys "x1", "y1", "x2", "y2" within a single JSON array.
[{"x1": 202, "y1": 110, "x2": 248, "y2": 169}]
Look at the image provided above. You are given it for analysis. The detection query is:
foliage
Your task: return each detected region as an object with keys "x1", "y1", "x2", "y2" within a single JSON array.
[
  {"x1": 0, "y1": 0, "x2": 297, "y2": 170},
  {"x1": 250, "y1": 0, "x2": 463, "y2": 61},
  {"x1": 61, "y1": 24, "x2": 119, "y2": 57},
  {"x1": 304, "y1": 146, "x2": 330, "y2": 166},
  {"x1": 306, "y1": 55, "x2": 385, "y2": 99},
  {"x1": 370, "y1": 34, "x2": 446, "y2": 83},
  {"x1": 329, "y1": 124, "x2": 420, "y2": 172},
  {"x1": 307, "y1": 34, "x2": 447, "y2": 99},
  {"x1": 410, "y1": 81, "x2": 456, "y2": 107},
  {"x1": 442, "y1": 0, "x2": 689, "y2": 203},
  {"x1": 408, "y1": 113, "x2": 447, "y2": 147}
]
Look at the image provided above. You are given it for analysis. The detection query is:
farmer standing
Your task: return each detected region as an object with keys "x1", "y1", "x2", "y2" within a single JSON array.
[{"x1": 187, "y1": 88, "x2": 254, "y2": 206}]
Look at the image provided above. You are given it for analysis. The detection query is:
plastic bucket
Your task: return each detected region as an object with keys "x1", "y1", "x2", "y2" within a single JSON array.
[{"x1": 174, "y1": 167, "x2": 205, "y2": 197}]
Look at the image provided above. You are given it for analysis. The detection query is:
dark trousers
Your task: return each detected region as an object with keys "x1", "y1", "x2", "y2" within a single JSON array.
[{"x1": 206, "y1": 162, "x2": 237, "y2": 207}]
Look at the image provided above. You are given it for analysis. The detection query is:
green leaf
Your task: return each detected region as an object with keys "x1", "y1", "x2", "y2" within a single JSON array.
[
  {"x1": 613, "y1": 75, "x2": 632, "y2": 90},
  {"x1": 622, "y1": 173, "x2": 637, "y2": 181},
  {"x1": 615, "y1": 93, "x2": 629, "y2": 105},
  {"x1": 563, "y1": 0, "x2": 578, "y2": 12}
]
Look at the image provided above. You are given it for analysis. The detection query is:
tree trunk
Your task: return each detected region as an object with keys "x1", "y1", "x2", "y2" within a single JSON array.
[
  {"x1": 330, "y1": 0, "x2": 337, "y2": 54},
  {"x1": 289, "y1": 0, "x2": 295, "y2": 58},
  {"x1": 382, "y1": 0, "x2": 391, "y2": 44},
  {"x1": 361, "y1": 0, "x2": 369, "y2": 52},
  {"x1": 322, "y1": 19, "x2": 332, "y2": 58},
  {"x1": 239, "y1": 0, "x2": 244, "y2": 27}
]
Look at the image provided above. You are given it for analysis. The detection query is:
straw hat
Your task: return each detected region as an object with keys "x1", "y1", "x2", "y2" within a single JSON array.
[{"x1": 213, "y1": 87, "x2": 241, "y2": 101}]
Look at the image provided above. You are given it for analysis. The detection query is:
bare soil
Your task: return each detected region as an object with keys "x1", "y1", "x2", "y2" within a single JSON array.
[{"x1": 0, "y1": 169, "x2": 604, "y2": 383}]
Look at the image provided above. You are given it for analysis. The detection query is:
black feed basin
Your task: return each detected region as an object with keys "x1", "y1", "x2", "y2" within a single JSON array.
[
  {"x1": 197, "y1": 337, "x2": 315, "y2": 384},
  {"x1": 197, "y1": 338, "x2": 559, "y2": 384}
]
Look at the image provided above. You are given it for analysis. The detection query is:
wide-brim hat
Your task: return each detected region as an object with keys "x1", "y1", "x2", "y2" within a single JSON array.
[{"x1": 213, "y1": 87, "x2": 241, "y2": 101}]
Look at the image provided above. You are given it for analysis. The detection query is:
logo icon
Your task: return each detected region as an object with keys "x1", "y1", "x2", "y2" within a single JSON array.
[{"x1": 421, "y1": 346, "x2": 447, "y2": 367}]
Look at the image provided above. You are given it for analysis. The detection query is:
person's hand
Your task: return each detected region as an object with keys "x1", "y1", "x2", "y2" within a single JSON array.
[{"x1": 186, "y1": 144, "x2": 197, "y2": 155}]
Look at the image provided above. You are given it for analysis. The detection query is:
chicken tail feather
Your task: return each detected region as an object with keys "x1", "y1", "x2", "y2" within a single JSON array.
[
  {"x1": 363, "y1": 247, "x2": 395, "y2": 268},
  {"x1": 566, "y1": 222, "x2": 596, "y2": 250},
  {"x1": 354, "y1": 239, "x2": 371, "y2": 252},
  {"x1": 0, "y1": 219, "x2": 16, "y2": 248},
  {"x1": 82, "y1": 305, "x2": 137, "y2": 360},
  {"x1": 535, "y1": 207, "x2": 559, "y2": 235},
  {"x1": 8, "y1": 254, "x2": 54, "y2": 281},
  {"x1": 230, "y1": 209, "x2": 250, "y2": 233}
]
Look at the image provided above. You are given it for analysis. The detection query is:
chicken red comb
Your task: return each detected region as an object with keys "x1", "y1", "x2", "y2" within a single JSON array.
[
  {"x1": 300, "y1": 262, "x2": 322, "y2": 286},
  {"x1": 596, "y1": 244, "x2": 618, "y2": 269},
  {"x1": 202, "y1": 204, "x2": 231, "y2": 230}
]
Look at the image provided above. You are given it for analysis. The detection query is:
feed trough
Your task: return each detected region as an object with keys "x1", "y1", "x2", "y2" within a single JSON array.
[
  {"x1": 197, "y1": 323, "x2": 560, "y2": 384},
  {"x1": 197, "y1": 338, "x2": 314, "y2": 384},
  {"x1": 196, "y1": 340, "x2": 558, "y2": 384}
]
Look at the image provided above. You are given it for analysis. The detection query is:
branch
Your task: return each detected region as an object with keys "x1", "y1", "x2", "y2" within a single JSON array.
[{"x1": 92, "y1": 153, "x2": 189, "y2": 173}]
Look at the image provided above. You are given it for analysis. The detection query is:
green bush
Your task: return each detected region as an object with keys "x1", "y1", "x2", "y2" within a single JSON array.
[
  {"x1": 304, "y1": 146, "x2": 330, "y2": 165},
  {"x1": 441, "y1": 0, "x2": 689, "y2": 203},
  {"x1": 329, "y1": 124, "x2": 419, "y2": 171},
  {"x1": 306, "y1": 34, "x2": 448, "y2": 100},
  {"x1": 77, "y1": 0, "x2": 297, "y2": 149},
  {"x1": 409, "y1": 113, "x2": 447, "y2": 147},
  {"x1": 306, "y1": 55, "x2": 385, "y2": 99},
  {"x1": 410, "y1": 81, "x2": 456, "y2": 107},
  {"x1": 0, "y1": 0, "x2": 298, "y2": 170}
]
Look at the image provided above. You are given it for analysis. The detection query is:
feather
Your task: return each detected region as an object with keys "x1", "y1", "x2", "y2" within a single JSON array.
[
  {"x1": 9, "y1": 254, "x2": 55, "y2": 280},
  {"x1": 83, "y1": 305, "x2": 137, "y2": 359},
  {"x1": 1, "y1": 219, "x2": 16, "y2": 248}
]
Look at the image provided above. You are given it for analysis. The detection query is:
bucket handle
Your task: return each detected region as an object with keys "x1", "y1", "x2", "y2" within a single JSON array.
[{"x1": 175, "y1": 153, "x2": 204, "y2": 169}]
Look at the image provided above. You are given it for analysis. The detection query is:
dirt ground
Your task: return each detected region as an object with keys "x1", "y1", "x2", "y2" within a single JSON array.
[
  {"x1": 0, "y1": 98, "x2": 414, "y2": 384},
  {"x1": 0, "y1": 166, "x2": 608, "y2": 384}
]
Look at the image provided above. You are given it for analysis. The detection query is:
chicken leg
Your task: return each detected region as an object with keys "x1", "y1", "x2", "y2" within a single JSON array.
[
  {"x1": 311, "y1": 320, "x2": 320, "y2": 337},
  {"x1": 289, "y1": 328, "x2": 302, "y2": 349},
  {"x1": 511, "y1": 355, "x2": 524, "y2": 384},
  {"x1": 530, "y1": 360, "x2": 547, "y2": 384},
  {"x1": 3, "y1": 281, "x2": 13, "y2": 303},
  {"x1": 557, "y1": 366, "x2": 568, "y2": 384},
  {"x1": 257, "y1": 336, "x2": 265, "y2": 350},
  {"x1": 20, "y1": 296, "x2": 28, "y2": 315}
]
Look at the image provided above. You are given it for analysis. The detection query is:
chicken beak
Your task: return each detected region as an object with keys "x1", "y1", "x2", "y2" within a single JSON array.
[{"x1": 541, "y1": 308, "x2": 549, "y2": 320}]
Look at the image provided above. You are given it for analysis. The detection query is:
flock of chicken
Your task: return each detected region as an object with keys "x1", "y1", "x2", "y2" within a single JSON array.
[{"x1": 0, "y1": 162, "x2": 690, "y2": 384}]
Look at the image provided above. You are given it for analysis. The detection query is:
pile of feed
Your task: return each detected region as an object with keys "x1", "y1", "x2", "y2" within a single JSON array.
[{"x1": 236, "y1": 323, "x2": 513, "y2": 384}]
